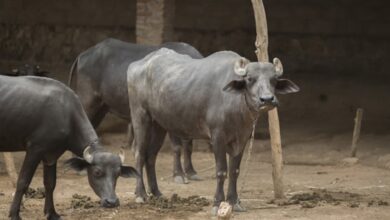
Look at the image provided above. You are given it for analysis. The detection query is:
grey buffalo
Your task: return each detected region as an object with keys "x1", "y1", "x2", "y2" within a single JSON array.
[
  {"x1": 68, "y1": 38, "x2": 203, "y2": 183},
  {"x1": 127, "y1": 49, "x2": 299, "y2": 214},
  {"x1": 0, "y1": 76, "x2": 138, "y2": 220}
]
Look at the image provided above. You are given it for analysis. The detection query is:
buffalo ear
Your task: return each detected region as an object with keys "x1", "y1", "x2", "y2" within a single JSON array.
[
  {"x1": 223, "y1": 79, "x2": 246, "y2": 93},
  {"x1": 120, "y1": 166, "x2": 140, "y2": 178},
  {"x1": 64, "y1": 157, "x2": 90, "y2": 171},
  {"x1": 275, "y1": 79, "x2": 300, "y2": 95}
]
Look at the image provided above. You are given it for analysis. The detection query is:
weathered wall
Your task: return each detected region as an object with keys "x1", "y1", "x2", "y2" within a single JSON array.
[
  {"x1": 0, "y1": 0, "x2": 389, "y2": 78},
  {"x1": 0, "y1": 0, "x2": 136, "y2": 66},
  {"x1": 175, "y1": 0, "x2": 390, "y2": 77}
]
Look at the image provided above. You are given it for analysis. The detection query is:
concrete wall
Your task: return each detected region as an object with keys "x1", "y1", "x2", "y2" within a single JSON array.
[{"x1": 0, "y1": 0, "x2": 388, "y2": 78}]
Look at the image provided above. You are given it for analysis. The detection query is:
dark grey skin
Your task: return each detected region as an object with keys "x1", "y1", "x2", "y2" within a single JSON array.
[
  {"x1": 0, "y1": 64, "x2": 49, "y2": 77},
  {"x1": 127, "y1": 49, "x2": 299, "y2": 214},
  {"x1": 0, "y1": 76, "x2": 138, "y2": 220},
  {"x1": 68, "y1": 38, "x2": 204, "y2": 183}
]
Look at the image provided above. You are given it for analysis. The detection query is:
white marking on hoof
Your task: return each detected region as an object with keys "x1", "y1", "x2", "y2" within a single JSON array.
[
  {"x1": 233, "y1": 202, "x2": 247, "y2": 212},
  {"x1": 211, "y1": 206, "x2": 219, "y2": 216},
  {"x1": 135, "y1": 197, "x2": 145, "y2": 204},
  {"x1": 187, "y1": 174, "x2": 202, "y2": 181},
  {"x1": 173, "y1": 176, "x2": 187, "y2": 184}
]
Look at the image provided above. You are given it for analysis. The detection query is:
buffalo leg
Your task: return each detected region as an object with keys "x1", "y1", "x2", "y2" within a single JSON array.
[
  {"x1": 90, "y1": 104, "x2": 109, "y2": 128},
  {"x1": 76, "y1": 76, "x2": 107, "y2": 129},
  {"x1": 9, "y1": 152, "x2": 41, "y2": 220},
  {"x1": 227, "y1": 151, "x2": 245, "y2": 212},
  {"x1": 131, "y1": 108, "x2": 152, "y2": 203},
  {"x1": 210, "y1": 136, "x2": 228, "y2": 215},
  {"x1": 127, "y1": 123, "x2": 134, "y2": 149},
  {"x1": 43, "y1": 163, "x2": 61, "y2": 220},
  {"x1": 145, "y1": 123, "x2": 166, "y2": 196},
  {"x1": 169, "y1": 134, "x2": 186, "y2": 184},
  {"x1": 183, "y1": 140, "x2": 200, "y2": 180}
]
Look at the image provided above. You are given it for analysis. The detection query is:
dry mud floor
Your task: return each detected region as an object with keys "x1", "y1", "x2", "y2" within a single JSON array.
[{"x1": 1, "y1": 118, "x2": 390, "y2": 220}]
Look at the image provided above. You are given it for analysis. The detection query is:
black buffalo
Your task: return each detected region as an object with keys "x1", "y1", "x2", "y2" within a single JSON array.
[
  {"x1": 68, "y1": 38, "x2": 203, "y2": 183},
  {"x1": 127, "y1": 49, "x2": 299, "y2": 214},
  {"x1": 0, "y1": 76, "x2": 138, "y2": 220}
]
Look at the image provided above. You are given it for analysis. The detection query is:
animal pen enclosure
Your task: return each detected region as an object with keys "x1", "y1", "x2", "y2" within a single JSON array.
[{"x1": 1, "y1": 0, "x2": 390, "y2": 219}]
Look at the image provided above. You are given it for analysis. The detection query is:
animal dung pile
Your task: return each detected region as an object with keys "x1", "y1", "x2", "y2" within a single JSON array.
[
  {"x1": 368, "y1": 199, "x2": 389, "y2": 207},
  {"x1": 270, "y1": 189, "x2": 358, "y2": 208},
  {"x1": 70, "y1": 194, "x2": 99, "y2": 209},
  {"x1": 140, "y1": 194, "x2": 210, "y2": 212},
  {"x1": 270, "y1": 189, "x2": 389, "y2": 209},
  {"x1": 25, "y1": 187, "x2": 45, "y2": 199},
  {"x1": 170, "y1": 194, "x2": 210, "y2": 208}
]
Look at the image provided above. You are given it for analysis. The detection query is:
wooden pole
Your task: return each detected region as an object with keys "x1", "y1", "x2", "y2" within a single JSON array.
[
  {"x1": 250, "y1": 0, "x2": 285, "y2": 199},
  {"x1": 3, "y1": 152, "x2": 18, "y2": 187},
  {"x1": 351, "y1": 108, "x2": 363, "y2": 157}
]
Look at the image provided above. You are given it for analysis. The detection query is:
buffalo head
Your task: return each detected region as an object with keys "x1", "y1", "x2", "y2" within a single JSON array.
[
  {"x1": 65, "y1": 147, "x2": 139, "y2": 208},
  {"x1": 223, "y1": 57, "x2": 299, "y2": 111}
]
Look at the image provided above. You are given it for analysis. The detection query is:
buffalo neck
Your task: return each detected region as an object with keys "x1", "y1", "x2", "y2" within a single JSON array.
[{"x1": 68, "y1": 112, "x2": 102, "y2": 157}]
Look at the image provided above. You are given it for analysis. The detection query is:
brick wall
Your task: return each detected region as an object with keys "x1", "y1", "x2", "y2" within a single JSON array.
[
  {"x1": 0, "y1": 0, "x2": 389, "y2": 78},
  {"x1": 136, "y1": 0, "x2": 175, "y2": 44}
]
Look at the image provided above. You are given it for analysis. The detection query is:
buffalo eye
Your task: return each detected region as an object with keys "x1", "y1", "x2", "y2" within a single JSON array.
[{"x1": 93, "y1": 168, "x2": 104, "y2": 177}]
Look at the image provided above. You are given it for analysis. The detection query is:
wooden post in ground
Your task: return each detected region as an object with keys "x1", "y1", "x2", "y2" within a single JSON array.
[
  {"x1": 250, "y1": 0, "x2": 285, "y2": 199},
  {"x1": 136, "y1": 0, "x2": 175, "y2": 45},
  {"x1": 351, "y1": 108, "x2": 364, "y2": 157},
  {"x1": 3, "y1": 152, "x2": 18, "y2": 187}
]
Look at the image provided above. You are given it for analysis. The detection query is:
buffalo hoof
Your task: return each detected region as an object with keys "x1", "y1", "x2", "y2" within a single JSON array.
[
  {"x1": 173, "y1": 176, "x2": 189, "y2": 184},
  {"x1": 187, "y1": 174, "x2": 202, "y2": 181},
  {"x1": 233, "y1": 201, "x2": 247, "y2": 212},
  {"x1": 135, "y1": 196, "x2": 145, "y2": 204},
  {"x1": 151, "y1": 190, "x2": 163, "y2": 198},
  {"x1": 210, "y1": 206, "x2": 219, "y2": 216}
]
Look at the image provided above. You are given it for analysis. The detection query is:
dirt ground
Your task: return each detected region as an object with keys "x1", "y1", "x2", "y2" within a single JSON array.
[{"x1": 1, "y1": 114, "x2": 390, "y2": 220}]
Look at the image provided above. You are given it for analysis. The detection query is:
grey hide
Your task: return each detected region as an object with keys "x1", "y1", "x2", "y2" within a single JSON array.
[
  {"x1": 127, "y1": 49, "x2": 299, "y2": 214},
  {"x1": 0, "y1": 76, "x2": 138, "y2": 220},
  {"x1": 68, "y1": 38, "x2": 204, "y2": 183}
]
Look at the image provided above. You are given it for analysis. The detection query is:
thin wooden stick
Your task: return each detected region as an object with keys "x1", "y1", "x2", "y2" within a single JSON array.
[
  {"x1": 351, "y1": 108, "x2": 363, "y2": 157},
  {"x1": 3, "y1": 152, "x2": 18, "y2": 187},
  {"x1": 251, "y1": 0, "x2": 285, "y2": 199}
]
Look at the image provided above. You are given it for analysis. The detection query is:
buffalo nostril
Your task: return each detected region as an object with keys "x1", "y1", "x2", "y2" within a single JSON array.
[
  {"x1": 102, "y1": 198, "x2": 120, "y2": 208},
  {"x1": 260, "y1": 96, "x2": 274, "y2": 103}
]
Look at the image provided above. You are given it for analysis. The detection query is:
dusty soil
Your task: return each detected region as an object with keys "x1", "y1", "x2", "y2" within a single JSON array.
[{"x1": 1, "y1": 115, "x2": 390, "y2": 220}]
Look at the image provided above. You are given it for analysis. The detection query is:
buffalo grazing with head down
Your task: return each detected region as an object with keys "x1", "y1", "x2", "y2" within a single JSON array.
[{"x1": 0, "y1": 75, "x2": 138, "y2": 220}]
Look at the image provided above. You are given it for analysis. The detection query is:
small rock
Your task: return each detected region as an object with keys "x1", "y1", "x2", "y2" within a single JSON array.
[
  {"x1": 341, "y1": 157, "x2": 359, "y2": 166},
  {"x1": 218, "y1": 202, "x2": 232, "y2": 219}
]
